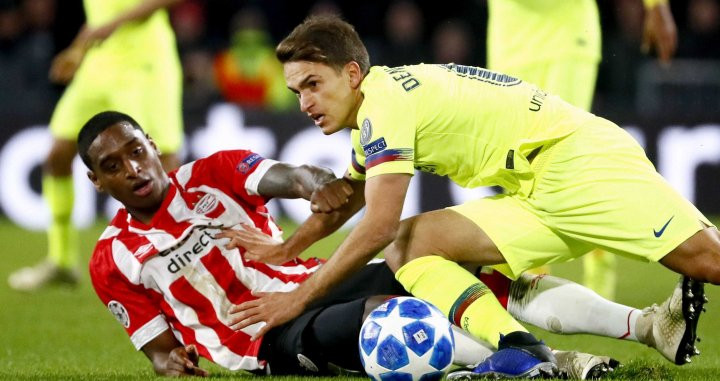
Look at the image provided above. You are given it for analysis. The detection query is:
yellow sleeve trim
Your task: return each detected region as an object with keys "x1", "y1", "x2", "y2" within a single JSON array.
[{"x1": 367, "y1": 161, "x2": 415, "y2": 178}]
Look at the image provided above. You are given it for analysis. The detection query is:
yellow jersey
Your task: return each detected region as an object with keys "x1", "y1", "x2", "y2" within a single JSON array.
[
  {"x1": 487, "y1": 0, "x2": 601, "y2": 71},
  {"x1": 348, "y1": 64, "x2": 597, "y2": 198},
  {"x1": 83, "y1": 0, "x2": 178, "y2": 67}
]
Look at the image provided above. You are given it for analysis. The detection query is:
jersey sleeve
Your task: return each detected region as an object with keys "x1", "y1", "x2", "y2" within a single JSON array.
[
  {"x1": 347, "y1": 133, "x2": 367, "y2": 181},
  {"x1": 355, "y1": 73, "x2": 417, "y2": 179},
  {"x1": 89, "y1": 240, "x2": 168, "y2": 350},
  {"x1": 194, "y1": 150, "x2": 279, "y2": 206}
]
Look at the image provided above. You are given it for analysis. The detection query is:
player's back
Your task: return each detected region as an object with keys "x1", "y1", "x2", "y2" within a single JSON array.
[{"x1": 358, "y1": 64, "x2": 597, "y2": 196}]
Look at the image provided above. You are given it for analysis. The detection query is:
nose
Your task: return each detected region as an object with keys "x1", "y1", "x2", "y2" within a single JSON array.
[
  {"x1": 123, "y1": 159, "x2": 142, "y2": 178},
  {"x1": 299, "y1": 92, "x2": 313, "y2": 113}
]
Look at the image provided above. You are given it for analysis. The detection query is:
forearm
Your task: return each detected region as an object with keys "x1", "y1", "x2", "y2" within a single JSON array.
[
  {"x1": 293, "y1": 216, "x2": 398, "y2": 305},
  {"x1": 257, "y1": 163, "x2": 336, "y2": 200},
  {"x1": 150, "y1": 352, "x2": 174, "y2": 376},
  {"x1": 283, "y1": 196, "x2": 364, "y2": 255},
  {"x1": 291, "y1": 164, "x2": 336, "y2": 199}
]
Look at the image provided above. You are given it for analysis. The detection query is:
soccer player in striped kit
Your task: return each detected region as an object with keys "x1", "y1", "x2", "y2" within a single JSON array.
[{"x1": 81, "y1": 111, "x2": 408, "y2": 375}]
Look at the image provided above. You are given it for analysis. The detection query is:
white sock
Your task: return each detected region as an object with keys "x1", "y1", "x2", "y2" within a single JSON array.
[
  {"x1": 507, "y1": 273, "x2": 640, "y2": 341},
  {"x1": 451, "y1": 325, "x2": 494, "y2": 366}
]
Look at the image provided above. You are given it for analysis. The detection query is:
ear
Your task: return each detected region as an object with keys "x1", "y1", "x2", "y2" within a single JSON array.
[
  {"x1": 345, "y1": 61, "x2": 364, "y2": 89},
  {"x1": 87, "y1": 170, "x2": 103, "y2": 192}
]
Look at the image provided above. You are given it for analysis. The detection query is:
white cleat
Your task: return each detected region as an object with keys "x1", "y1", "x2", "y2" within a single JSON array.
[
  {"x1": 553, "y1": 350, "x2": 619, "y2": 380},
  {"x1": 636, "y1": 276, "x2": 706, "y2": 365},
  {"x1": 7, "y1": 260, "x2": 79, "y2": 292}
]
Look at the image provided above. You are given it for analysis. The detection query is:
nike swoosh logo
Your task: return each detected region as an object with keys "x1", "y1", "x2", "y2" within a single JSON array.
[{"x1": 653, "y1": 216, "x2": 675, "y2": 237}]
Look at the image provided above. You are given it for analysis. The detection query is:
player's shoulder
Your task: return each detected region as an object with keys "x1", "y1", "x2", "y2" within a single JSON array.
[
  {"x1": 174, "y1": 150, "x2": 263, "y2": 186},
  {"x1": 363, "y1": 65, "x2": 426, "y2": 92},
  {"x1": 193, "y1": 150, "x2": 261, "y2": 171}
]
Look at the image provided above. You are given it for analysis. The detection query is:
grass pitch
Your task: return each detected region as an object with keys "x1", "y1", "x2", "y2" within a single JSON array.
[{"x1": 0, "y1": 218, "x2": 719, "y2": 380}]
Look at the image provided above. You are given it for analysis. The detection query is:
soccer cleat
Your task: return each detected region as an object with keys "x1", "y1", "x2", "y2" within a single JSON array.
[
  {"x1": 636, "y1": 276, "x2": 706, "y2": 365},
  {"x1": 447, "y1": 331, "x2": 557, "y2": 379},
  {"x1": 553, "y1": 350, "x2": 619, "y2": 380},
  {"x1": 7, "y1": 260, "x2": 79, "y2": 292}
]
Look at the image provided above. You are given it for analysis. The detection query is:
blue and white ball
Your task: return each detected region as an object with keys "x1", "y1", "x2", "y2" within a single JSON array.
[{"x1": 359, "y1": 297, "x2": 455, "y2": 381}]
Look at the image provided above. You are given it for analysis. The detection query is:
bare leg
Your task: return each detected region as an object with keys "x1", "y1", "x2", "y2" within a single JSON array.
[
  {"x1": 660, "y1": 227, "x2": 720, "y2": 284},
  {"x1": 384, "y1": 209, "x2": 505, "y2": 272}
]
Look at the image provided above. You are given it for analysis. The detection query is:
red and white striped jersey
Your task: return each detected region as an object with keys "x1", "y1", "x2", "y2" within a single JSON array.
[{"x1": 89, "y1": 150, "x2": 323, "y2": 371}]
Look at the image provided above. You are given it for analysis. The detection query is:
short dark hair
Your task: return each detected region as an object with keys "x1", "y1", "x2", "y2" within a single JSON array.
[
  {"x1": 276, "y1": 14, "x2": 370, "y2": 75},
  {"x1": 78, "y1": 111, "x2": 144, "y2": 169}
]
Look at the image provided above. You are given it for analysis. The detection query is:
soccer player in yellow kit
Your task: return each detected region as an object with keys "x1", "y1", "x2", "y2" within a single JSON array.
[
  {"x1": 8, "y1": 0, "x2": 183, "y2": 291},
  {"x1": 486, "y1": 0, "x2": 678, "y2": 299},
  {"x1": 227, "y1": 15, "x2": 717, "y2": 378}
]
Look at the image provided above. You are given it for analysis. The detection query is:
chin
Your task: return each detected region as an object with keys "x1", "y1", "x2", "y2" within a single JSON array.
[{"x1": 320, "y1": 124, "x2": 342, "y2": 135}]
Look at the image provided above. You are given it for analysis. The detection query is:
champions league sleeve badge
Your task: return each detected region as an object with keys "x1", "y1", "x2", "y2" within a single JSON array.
[
  {"x1": 108, "y1": 300, "x2": 131, "y2": 328},
  {"x1": 360, "y1": 118, "x2": 373, "y2": 146}
]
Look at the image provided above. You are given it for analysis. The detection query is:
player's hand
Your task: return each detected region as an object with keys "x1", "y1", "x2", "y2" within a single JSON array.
[
  {"x1": 216, "y1": 225, "x2": 296, "y2": 265},
  {"x1": 49, "y1": 47, "x2": 85, "y2": 84},
  {"x1": 162, "y1": 345, "x2": 209, "y2": 377},
  {"x1": 642, "y1": 2, "x2": 677, "y2": 64},
  {"x1": 310, "y1": 178, "x2": 353, "y2": 213},
  {"x1": 228, "y1": 291, "x2": 306, "y2": 340}
]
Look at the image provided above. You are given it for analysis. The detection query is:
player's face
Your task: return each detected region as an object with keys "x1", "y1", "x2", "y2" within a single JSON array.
[
  {"x1": 284, "y1": 60, "x2": 363, "y2": 134},
  {"x1": 86, "y1": 122, "x2": 169, "y2": 217}
]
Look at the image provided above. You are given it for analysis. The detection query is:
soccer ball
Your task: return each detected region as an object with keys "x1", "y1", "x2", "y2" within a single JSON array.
[{"x1": 359, "y1": 297, "x2": 455, "y2": 381}]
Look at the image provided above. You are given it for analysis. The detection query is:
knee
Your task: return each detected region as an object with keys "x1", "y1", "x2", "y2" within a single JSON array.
[
  {"x1": 663, "y1": 242, "x2": 720, "y2": 284},
  {"x1": 697, "y1": 260, "x2": 720, "y2": 285}
]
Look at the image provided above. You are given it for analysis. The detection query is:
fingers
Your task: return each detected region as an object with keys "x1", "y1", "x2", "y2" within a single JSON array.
[
  {"x1": 251, "y1": 324, "x2": 272, "y2": 341},
  {"x1": 215, "y1": 227, "x2": 263, "y2": 250},
  {"x1": 228, "y1": 293, "x2": 273, "y2": 330},
  {"x1": 185, "y1": 344, "x2": 199, "y2": 363},
  {"x1": 183, "y1": 346, "x2": 209, "y2": 377},
  {"x1": 166, "y1": 346, "x2": 209, "y2": 377},
  {"x1": 311, "y1": 180, "x2": 353, "y2": 213},
  {"x1": 642, "y1": 4, "x2": 677, "y2": 65}
]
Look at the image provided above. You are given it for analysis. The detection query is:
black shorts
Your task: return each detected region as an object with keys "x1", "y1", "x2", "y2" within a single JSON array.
[{"x1": 257, "y1": 261, "x2": 409, "y2": 375}]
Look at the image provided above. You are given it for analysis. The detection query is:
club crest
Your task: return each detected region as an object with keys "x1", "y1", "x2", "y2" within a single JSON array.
[{"x1": 194, "y1": 193, "x2": 218, "y2": 214}]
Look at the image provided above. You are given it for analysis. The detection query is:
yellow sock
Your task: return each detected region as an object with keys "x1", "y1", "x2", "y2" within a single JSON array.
[
  {"x1": 43, "y1": 176, "x2": 78, "y2": 269},
  {"x1": 583, "y1": 249, "x2": 616, "y2": 300},
  {"x1": 395, "y1": 256, "x2": 526, "y2": 347}
]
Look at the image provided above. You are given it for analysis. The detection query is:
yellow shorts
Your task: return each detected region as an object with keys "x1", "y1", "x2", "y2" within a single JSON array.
[
  {"x1": 450, "y1": 118, "x2": 713, "y2": 279},
  {"x1": 507, "y1": 58, "x2": 598, "y2": 111},
  {"x1": 50, "y1": 55, "x2": 183, "y2": 153}
]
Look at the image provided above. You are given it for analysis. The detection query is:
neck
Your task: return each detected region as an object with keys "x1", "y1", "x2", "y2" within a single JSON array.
[{"x1": 347, "y1": 87, "x2": 365, "y2": 129}]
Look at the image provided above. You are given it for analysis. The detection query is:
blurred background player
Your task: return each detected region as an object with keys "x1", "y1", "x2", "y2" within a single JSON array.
[
  {"x1": 213, "y1": 6, "x2": 295, "y2": 112},
  {"x1": 8, "y1": 0, "x2": 184, "y2": 292},
  {"x1": 486, "y1": 0, "x2": 678, "y2": 300}
]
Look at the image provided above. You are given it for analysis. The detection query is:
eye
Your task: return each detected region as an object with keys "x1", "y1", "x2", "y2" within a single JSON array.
[
  {"x1": 103, "y1": 162, "x2": 119, "y2": 172},
  {"x1": 132, "y1": 146, "x2": 145, "y2": 156},
  {"x1": 308, "y1": 80, "x2": 318, "y2": 88}
]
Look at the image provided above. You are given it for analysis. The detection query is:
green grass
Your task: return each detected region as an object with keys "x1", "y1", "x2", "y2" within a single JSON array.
[{"x1": 0, "y1": 218, "x2": 719, "y2": 380}]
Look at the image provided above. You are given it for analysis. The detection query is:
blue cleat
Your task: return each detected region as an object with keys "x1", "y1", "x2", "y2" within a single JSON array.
[{"x1": 447, "y1": 331, "x2": 557, "y2": 379}]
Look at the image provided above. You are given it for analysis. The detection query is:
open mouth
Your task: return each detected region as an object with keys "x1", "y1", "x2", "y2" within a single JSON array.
[
  {"x1": 132, "y1": 179, "x2": 153, "y2": 197},
  {"x1": 310, "y1": 113, "x2": 325, "y2": 126}
]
